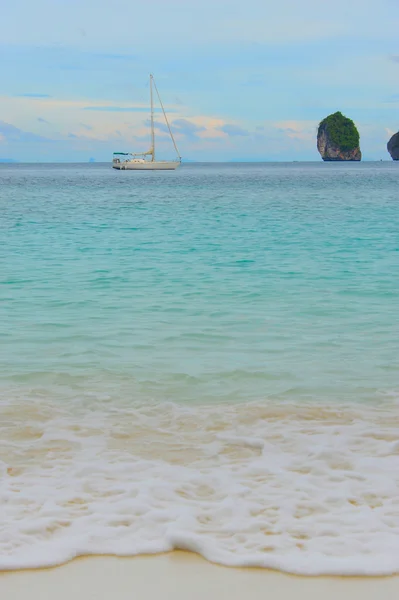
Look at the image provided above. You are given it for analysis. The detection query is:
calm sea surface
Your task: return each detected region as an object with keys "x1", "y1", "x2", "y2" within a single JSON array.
[{"x1": 1, "y1": 162, "x2": 399, "y2": 574}]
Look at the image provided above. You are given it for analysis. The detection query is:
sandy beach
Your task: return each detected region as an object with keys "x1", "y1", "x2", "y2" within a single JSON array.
[{"x1": 1, "y1": 552, "x2": 399, "y2": 600}]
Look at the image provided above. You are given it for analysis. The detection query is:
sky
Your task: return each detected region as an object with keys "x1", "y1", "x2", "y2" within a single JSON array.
[{"x1": 1, "y1": 0, "x2": 398, "y2": 161}]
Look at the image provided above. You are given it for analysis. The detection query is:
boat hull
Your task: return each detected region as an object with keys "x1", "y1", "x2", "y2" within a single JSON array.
[{"x1": 113, "y1": 161, "x2": 180, "y2": 171}]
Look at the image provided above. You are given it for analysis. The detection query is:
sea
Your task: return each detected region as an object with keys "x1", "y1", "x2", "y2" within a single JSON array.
[{"x1": 1, "y1": 162, "x2": 399, "y2": 575}]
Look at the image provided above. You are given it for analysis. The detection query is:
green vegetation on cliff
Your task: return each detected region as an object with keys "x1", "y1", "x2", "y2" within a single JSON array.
[{"x1": 318, "y1": 112, "x2": 359, "y2": 152}]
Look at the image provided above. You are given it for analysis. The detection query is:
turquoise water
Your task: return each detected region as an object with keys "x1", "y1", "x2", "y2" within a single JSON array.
[
  {"x1": 1, "y1": 162, "x2": 398, "y2": 403},
  {"x1": 1, "y1": 162, "x2": 399, "y2": 573}
]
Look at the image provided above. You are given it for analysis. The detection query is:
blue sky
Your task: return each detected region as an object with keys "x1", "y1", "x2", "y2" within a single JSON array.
[{"x1": 1, "y1": 0, "x2": 398, "y2": 161}]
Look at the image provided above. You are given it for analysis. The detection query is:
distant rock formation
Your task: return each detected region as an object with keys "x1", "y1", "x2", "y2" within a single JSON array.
[
  {"x1": 387, "y1": 132, "x2": 399, "y2": 160},
  {"x1": 317, "y1": 112, "x2": 361, "y2": 161}
]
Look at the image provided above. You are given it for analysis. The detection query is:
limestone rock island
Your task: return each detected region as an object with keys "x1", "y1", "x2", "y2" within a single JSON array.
[
  {"x1": 317, "y1": 112, "x2": 361, "y2": 161},
  {"x1": 387, "y1": 132, "x2": 399, "y2": 160}
]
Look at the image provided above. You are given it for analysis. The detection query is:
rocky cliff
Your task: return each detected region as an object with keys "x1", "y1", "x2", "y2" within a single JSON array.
[
  {"x1": 387, "y1": 132, "x2": 399, "y2": 160},
  {"x1": 317, "y1": 112, "x2": 361, "y2": 161}
]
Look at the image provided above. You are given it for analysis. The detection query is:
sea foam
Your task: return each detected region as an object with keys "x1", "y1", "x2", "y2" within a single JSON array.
[{"x1": 1, "y1": 392, "x2": 399, "y2": 575}]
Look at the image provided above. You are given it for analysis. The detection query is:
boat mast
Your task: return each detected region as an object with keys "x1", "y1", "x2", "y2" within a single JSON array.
[{"x1": 150, "y1": 74, "x2": 155, "y2": 162}]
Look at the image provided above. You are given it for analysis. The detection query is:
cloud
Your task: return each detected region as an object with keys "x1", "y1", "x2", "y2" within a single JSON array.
[
  {"x1": 37, "y1": 117, "x2": 49, "y2": 123},
  {"x1": 172, "y1": 118, "x2": 206, "y2": 137},
  {"x1": 149, "y1": 120, "x2": 169, "y2": 134},
  {"x1": 0, "y1": 120, "x2": 51, "y2": 142},
  {"x1": 96, "y1": 52, "x2": 136, "y2": 61},
  {"x1": 149, "y1": 117, "x2": 218, "y2": 140},
  {"x1": 218, "y1": 124, "x2": 250, "y2": 136},
  {"x1": 274, "y1": 120, "x2": 315, "y2": 142},
  {"x1": 241, "y1": 75, "x2": 266, "y2": 87},
  {"x1": 84, "y1": 106, "x2": 165, "y2": 112},
  {"x1": 16, "y1": 93, "x2": 51, "y2": 98},
  {"x1": 3, "y1": 0, "x2": 392, "y2": 49},
  {"x1": 390, "y1": 55, "x2": 399, "y2": 63},
  {"x1": 383, "y1": 94, "x2": 399, "y2": 104},
  {"x1": 79, "y1": 122, "x2": 93, "y2": 130},
  {"x1": 385, "y1": 127, "x2": 396, "y2": 139}
]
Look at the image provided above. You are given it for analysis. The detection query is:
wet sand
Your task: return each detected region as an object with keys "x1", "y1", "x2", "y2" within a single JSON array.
[{"x1": 1, "y1": 552, "x2": 398, "y2": 600}]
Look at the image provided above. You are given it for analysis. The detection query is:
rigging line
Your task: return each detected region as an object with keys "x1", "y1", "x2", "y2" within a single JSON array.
[
  {"x1": 152, "y1": 76, "x2": 181, "y2": 161},
  {"x1": 150, "y1": 74, "x2": 155, "y2": 161}
]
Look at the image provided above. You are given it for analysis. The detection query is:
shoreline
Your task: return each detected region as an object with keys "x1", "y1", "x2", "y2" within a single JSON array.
[{"x1": 1, "y1": 552, "x2": 399, "y2": 600}]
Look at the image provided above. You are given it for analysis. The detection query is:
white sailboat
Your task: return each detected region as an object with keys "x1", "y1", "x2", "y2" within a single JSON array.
[{"x1": 112, "y1": 74, "x2": 181, "y2": 171}]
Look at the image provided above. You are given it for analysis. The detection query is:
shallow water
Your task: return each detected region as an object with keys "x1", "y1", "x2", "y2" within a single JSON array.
[{"x1": 1, "y1": 162, "x2": 399, "y2": 573}]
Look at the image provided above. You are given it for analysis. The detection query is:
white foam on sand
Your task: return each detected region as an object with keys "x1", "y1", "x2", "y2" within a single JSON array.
[{"x1": 1, "y1": 392, "x2": 399, "y2": 575}]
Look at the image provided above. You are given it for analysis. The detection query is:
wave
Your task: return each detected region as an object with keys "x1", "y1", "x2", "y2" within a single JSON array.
[{"x1": 1, "y1": 392, "x2": 399, "y2": 575}]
